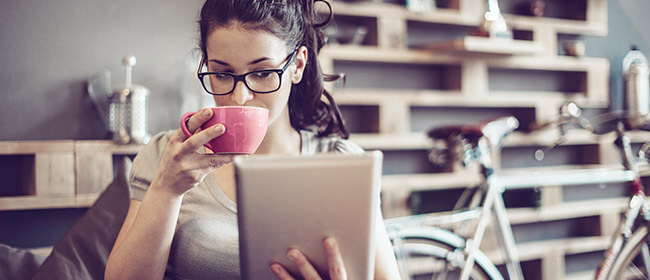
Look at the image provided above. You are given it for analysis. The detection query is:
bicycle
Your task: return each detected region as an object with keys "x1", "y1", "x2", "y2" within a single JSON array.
[
  {"x1": 584, "y1": 111, "x2": 650, "y2": 280},
  {"x1": 384, "y1": 103, "x2": 650, "y2": 280},
  {"x1": 385, "y1": 115, "x2": 524, "y2": 280}
]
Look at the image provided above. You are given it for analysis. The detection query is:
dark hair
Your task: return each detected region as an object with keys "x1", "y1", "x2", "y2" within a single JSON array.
[{"x1": 198, "y1": 0, "x2": 349, "y2": 139}]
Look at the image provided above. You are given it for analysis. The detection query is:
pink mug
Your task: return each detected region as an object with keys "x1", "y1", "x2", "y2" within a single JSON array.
[{"x1": 180, "y1": 106, "x2": 269, "y2": 154}]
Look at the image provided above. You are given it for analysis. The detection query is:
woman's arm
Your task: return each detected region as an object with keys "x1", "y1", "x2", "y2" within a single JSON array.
[{"x1": 105, "y1": 108, "x2": 233, "y2": 280}]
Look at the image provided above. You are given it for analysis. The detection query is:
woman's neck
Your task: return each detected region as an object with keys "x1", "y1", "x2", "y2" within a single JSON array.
[{"x1": 254, "y1": 107, "x2": 301, "y2": 155}]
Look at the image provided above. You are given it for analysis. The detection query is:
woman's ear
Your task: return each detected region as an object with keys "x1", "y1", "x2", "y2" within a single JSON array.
[{"x1": 291, "y1": 46, "x2": 308, "y2": 84}]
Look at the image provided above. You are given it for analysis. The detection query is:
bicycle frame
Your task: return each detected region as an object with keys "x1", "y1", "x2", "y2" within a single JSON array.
[{"x1": 594, "y1": 125, "x2": 650, "y2": 279}]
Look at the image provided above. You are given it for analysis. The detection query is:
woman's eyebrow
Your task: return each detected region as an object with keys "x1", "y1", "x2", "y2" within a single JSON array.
[{"x1": 208, "y1": 57, "x2": 273, "y2": 66}]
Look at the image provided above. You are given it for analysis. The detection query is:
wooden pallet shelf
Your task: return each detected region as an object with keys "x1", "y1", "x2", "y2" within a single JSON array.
[{"x1": 0, "y1": 140, "x2": 142, "y2": 211}]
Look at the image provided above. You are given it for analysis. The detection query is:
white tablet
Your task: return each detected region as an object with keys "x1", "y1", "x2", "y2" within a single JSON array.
[{"x1": 234, "y1": 151, "x2": 382, "y2": 280}]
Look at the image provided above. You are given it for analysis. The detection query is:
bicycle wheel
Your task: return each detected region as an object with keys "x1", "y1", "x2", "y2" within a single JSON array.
[
  {"x1": 605, "y1": 225, "x2": 650, "y2": 280},
  {"x1": 391, "y1": 227, "x2": 503, "y2": 280}
]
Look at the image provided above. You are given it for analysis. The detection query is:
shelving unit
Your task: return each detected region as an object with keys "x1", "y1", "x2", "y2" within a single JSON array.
[
  {"x1": 319, "y1": 0, "x2": 621, "y2": 278},
  {"x1": 0, "y1": 140, "x2": 141, "y2": 211}
]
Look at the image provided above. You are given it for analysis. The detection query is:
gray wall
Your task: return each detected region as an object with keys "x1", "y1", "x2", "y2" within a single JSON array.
[
  {"x1": 0, "y1": 0, "x2": 204, "y2": 140},
  {"x1": 0, "y1": 0, "x2": 649, "y2": 141}
]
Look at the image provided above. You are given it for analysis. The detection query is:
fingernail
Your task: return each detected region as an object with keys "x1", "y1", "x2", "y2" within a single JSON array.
[
  {"x1": 326, "y1": 237, "x2": 335, "y2": 249},
  {"x1": 288, "y1": 250, "x2": 299, "y2": 262},
  {"x1": 215, "y1": 124, "x2": 225, "y2": 133},
  {"x1": 203, "y1": 109, "x2": 211, "y2": 116},
  {"x1": 271, "y1": 264, "x2": 281, "y2": 274}
]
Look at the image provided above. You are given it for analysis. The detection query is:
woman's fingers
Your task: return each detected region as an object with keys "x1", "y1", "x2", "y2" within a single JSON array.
[
  {"x1": 170, "y1": 108, "x2": 213, "y2": 143},
  {"x1": 202, "y1": 154, "x2": 234, "y2": 169},
  {"x1": 186, "y1": 108, "x2": 213, "y2": 134},
  {"x1": 270, "y1": 263, "x2": 295, "y2": 280},
  {"x1": 288, "y1": 249, "x2": 322, "y2": 280},
  {"x1": 324, "y1": 237, "x2": 347, "y2": 280},
  {"x1": 180, "y1": 124, "x2": 225, "y2": 154}
]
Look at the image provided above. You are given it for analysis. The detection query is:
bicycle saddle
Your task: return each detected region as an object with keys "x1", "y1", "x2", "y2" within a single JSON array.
[
  {"x1": 589, "y1": 110, "x2": 650, "y2": 135},
  {"x1": 427, "y1": 116, "x2": 519, "y2": 147}
]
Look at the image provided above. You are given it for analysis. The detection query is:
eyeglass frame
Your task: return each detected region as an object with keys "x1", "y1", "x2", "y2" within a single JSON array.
[{"x1": 196, "y1": 49, "x2": 298, "y2": 96}]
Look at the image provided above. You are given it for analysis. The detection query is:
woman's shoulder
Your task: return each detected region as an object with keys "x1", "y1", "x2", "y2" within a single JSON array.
[
  {"x1": 129, "y1": 130, "x2": 175, "y2": 199},
  {"x1": 134, "y1": 130, "x2": 175, "y2": 163},
  {"x1": 300, "y1": 129, "x2": 364, "y2": 155}
]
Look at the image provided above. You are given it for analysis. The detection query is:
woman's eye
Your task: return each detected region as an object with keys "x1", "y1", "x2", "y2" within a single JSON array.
[
  {"x1": 251, "y1": 71, "x2": 273, "y2": 79},
  {"x1": 213, "y1": 73, "x2": 231, "y2": 80}
]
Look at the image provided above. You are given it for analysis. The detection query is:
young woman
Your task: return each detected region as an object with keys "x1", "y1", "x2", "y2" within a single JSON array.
[{"x1": 105, "y1": 1, "x2": 401, "y2": 279}]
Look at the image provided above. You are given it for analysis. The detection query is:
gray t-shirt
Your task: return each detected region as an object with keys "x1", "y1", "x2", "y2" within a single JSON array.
[{"x1": 129, "y1": 129, "x2": 364, "y2": 280}]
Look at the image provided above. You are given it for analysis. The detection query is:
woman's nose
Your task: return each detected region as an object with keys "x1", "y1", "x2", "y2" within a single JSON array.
[{"x1": 231, "y1": 81, "x2": 254, "y2": 105}]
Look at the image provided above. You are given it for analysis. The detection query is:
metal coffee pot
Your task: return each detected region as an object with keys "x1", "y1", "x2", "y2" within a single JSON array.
[
  {"x1": 87, "y1": 56, "x2": 151, "y2": 144},
  {"x1": 622, "y1": 45, "x2": 650, "y2": 115}
]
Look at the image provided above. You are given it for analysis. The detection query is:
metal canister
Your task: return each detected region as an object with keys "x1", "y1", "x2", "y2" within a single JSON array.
[
  {"x1": 109, "y1": 56, "x2": 150, "y2": 144},
  {"x1": 109, "y1": 85, "x2": 150, "y2": 144},
  {"x1": 622, "y1": 45, "x2": 650, "y2": 115}
]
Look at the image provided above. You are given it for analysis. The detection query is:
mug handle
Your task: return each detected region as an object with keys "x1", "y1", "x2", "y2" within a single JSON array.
[{"x1": 180, "y1": 112, "x2": 215, "y2": 151}]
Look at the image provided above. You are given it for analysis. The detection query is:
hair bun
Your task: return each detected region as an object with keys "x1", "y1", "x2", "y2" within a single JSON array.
[{"x1": 312, "y1": 0, "x2": 332, "y2": 28}]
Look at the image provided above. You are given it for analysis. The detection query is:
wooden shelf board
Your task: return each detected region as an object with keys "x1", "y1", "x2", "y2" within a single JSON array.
[
  {"x1": 565, "y1": 271, "x2": 596, "y2": 280},
  {"x1": 321, "y1": 45, "x2": 460, "y2": 64},
  {"x1": 328, "y1": 1, "x2": 477, "y2": 26},
  {"x1": 350, "y1": 133, "x2": 430, "y2": 150},
  {"x1": 404, "y1": 8, "x2": 479, "y2": 26},
  {"x1": 382, "y1": 170, "x2": 483, "y2": 192},
  {"x1": 418, "y1": 36, "x2": 544, "y2": 56},
  {"x1": 506, "y1": 14, "x2": 608, "y2": 37},
  {"x1": 0, "y1": 140, "x2": 75, "y2": 154},
  {"x1": 322, "y1": 45, "x2": 609, "y2": 71},
  {"x1": 506, "y1": 197, "x2": 627, "y2": 225},
  {"x1": 0, "y1": 140, "x2": 143, "y2": 155},
  {"x1": 0, "y1": 194, "x2": 99, "y2": 211},
  {"x1": 75, "y1": 140, "x2": 143, "y2": 155},
  {"x1": 333, "y1": 89, "x2": 571, "y2": 108},
  {"x1": 484, "y1": 236, "x2": 610, "y2": 264}
]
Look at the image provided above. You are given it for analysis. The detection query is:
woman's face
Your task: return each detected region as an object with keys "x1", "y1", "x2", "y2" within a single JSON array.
[{"x1": 204, "y1": 24, "x2": 307, "y2": 128}]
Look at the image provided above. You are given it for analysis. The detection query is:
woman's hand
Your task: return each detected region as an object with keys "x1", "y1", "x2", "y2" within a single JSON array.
[
  {"x1": 271, "y1": 237, "x2": 347, "y2": 280},
  {"x1": 151, "y1": 108, "x2": 234, "y2": 196}
]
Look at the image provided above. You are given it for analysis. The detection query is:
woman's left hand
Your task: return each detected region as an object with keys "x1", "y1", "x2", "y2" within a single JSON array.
[{"x1": 270, "y1": 237, "x2": 347, "y2": 280}]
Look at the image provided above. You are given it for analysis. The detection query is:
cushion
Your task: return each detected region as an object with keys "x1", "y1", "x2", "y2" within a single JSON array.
[
  {"x1": 33, "y1": 156, "x2": 132, "y2": 280},
  {"x1": 0, "y1": 243, "x2": 46, "y2": 279}
]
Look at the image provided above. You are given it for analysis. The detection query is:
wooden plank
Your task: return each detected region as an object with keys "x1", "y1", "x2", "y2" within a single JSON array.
[
  {"x1": 0, "y1": 194, "x2": 98, "y2": 211},
  {"x1": 483, "y1": 236, "x2": 610, "y2": 264},
  {"x1": 377, "y1": 16, "x2": 407, "y2": 50},
  {"x1": 74, "y1": 140, "x2": 142, "y2": 155},
  {"x1": 505, "y1": 14, "x2": 607, "y2": 37},
  {"x1": 75, "y1": 150, "x2": 113, "y2": 195},
  {"x1": 419, "y1": 36, "x2": 544, "y2": 56},
  {"x1": 0, "y1": 140, "x2": 75, "y2": 154},
  {"x1": 461, "y1": 60, "x2": 488, "y2": 97},
  {"x1": 378, "y1": 98, "x2": 409, "y2": 134},
  {"x1": 534, "y1": 26, "x2": 558, "y2": 57},
  {"x1": 34, "y1": 152, "x2": 75, "y2": 196},
  {"x1": 542, "y1": 250, "x2": 565, "y2": 280},
  {"x1": 74, "y1": 141, "x2": 141, "y2": 194}
]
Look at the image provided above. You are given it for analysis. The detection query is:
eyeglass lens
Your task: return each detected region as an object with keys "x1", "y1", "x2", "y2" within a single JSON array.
[{"x1": 201, "y1": 71, "x2": 281, "y2": 94}]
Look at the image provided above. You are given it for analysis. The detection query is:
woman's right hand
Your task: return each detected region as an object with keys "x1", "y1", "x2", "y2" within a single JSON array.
[{"x1": 151, "y1": 108, "x2": 234, "y2": 196}]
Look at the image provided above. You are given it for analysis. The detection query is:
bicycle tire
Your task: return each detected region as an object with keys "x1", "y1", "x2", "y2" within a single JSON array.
[
  {"x1": 604, "y1": 224, "x2": 650, "y2": 280},
  {"x1": 390, "y1": 227, "x2": 504, "y2": 280}
]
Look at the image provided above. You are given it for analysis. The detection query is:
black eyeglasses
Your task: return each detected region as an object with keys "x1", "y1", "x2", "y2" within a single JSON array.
[{"x1": 197, "y1": 49, "x2": 297, "y2": 95}]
